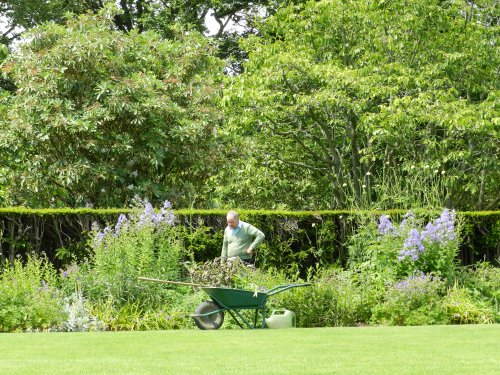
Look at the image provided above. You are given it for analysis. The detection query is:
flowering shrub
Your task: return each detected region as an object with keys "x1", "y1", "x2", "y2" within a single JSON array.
[
  {"x1": 371, "y1": 273, "x2": 448, "y2": 325},
  {"x1": 396, "y1": 209, "x2": 458, "y2": 278},
  {"x1": 360, "y1": 209, "x2": 460, "y2": 279},
  {"x1": 79, "y1": 197, "x2": 187, "y2": 309}
]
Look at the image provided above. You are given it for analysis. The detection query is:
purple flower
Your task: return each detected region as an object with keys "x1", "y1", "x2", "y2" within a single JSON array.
[
  {"x1": 378, "y1": 215, "x2": 395, "y2": 236},
  {"x1": 162, "y1": 200, "x2": 172, "y2": 210},
  {"x1": 138, "y1": 201, "x2": 156, "y2": 225},
  {"x1": 391, "y1": 273, "x2": 440, "y2": 299},
  {"x1": 421, "y1": 209, "x2": 456, "y2": 244},
  {"x1": 133, "y1": 199, "x2": 175, "y2": 227},
  {"x1": 94, "y1": 226, "x2": 112, "y2": 244},
  {"x1": 114, "y1": 214, "x2": 128, "y2": 235},
  {"x1": 398, "y1": 229, "x2": 425, "y2": 261},
  {"x1": 160, "y1": 200, "x2": 175, "y2": 225}
]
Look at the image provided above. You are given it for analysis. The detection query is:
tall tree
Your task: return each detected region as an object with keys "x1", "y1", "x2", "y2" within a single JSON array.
[
  {"x1": 223, "y1": 0, "x2": 499, "y2": 210},
  {"x1": 0, "y1": 0, "x2": 87, "y2": 45},
  {"x1": 0, "y1": 5, "x2": 224, "y2": 207},
  {"x1": 0, "y1": 0, "x2": 288, "y2": 43},
  {"x1": 1, "y1": 1, "x2": 293, "y2": 76}
]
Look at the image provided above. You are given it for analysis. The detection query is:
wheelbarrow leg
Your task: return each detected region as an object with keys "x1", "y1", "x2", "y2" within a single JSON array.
[
  {"x1": 226, "y1": 309, "x2": 245, "y2": 329},
  {"x1": 229, "y1": 309, "x2": 257, "y2": 329},
  {"x1": 261, "y1": 306, "x2": 266, "y2": 328}
]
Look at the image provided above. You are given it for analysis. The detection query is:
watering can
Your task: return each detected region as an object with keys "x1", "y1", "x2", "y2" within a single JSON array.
[{"x1": 265, "y1": 309, "x2": 296, "y2": 329}]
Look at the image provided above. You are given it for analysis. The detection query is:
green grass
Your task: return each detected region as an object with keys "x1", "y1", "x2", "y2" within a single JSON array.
[{"x1": 1, "y1": 325, "x2": 499, "y2": 374}]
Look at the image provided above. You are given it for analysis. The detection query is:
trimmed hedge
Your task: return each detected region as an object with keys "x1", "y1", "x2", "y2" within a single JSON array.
[{"x1": 0, "y1": 208, "x2": 498, "y2": 272}]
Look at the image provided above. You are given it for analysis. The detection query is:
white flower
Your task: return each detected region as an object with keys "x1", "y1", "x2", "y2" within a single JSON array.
[
  {"x1": 130, "y1": 170, "x2": 138, "y2": 178},
  {"x1": 366, "y1": 172, "x2": 371, "y2": 176},
  {"x1": 127, "y1": 184, "x2": 134, "y2": 190},
  {"x1": 101, "y1": 188, "x2": 106, "y2": 193},
  {"x1": 362, "y1": 184, "x2": 366, "y2": 188},
  {"x1": 342, "y1": 183, "x2": 347, "y2": 187},
  {"x1": 441, "y1": 170, "x2": 446, "y2": 175}
]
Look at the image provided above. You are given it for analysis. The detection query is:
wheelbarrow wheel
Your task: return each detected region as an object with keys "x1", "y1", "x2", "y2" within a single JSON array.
[{"x1": 192, "y1": 301, "x2": 225, "y2": 330}]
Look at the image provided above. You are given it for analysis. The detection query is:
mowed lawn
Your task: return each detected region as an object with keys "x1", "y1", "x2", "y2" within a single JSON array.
[{"x1": 1, "y1": 325, "x2": 499, "y2": 375}]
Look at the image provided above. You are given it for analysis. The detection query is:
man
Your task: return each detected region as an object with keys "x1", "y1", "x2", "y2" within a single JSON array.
[{"x1": 221, "y1": 211, "x2": 265, "y2": 265}]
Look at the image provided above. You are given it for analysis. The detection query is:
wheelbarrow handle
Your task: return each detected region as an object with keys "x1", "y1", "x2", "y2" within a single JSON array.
[
  {"x1": 138, "y1": 276, "x2": 208, "y2": 287},
  {"x1": 267, "y1": 283, "x2": 311, "y2": 296}
]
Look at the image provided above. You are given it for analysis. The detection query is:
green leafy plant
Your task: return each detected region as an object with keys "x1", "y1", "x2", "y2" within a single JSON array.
[
  {"x1": 0, "y1": 255, "x2": 65, "y2": 332},
  {"x1": 371, "y1": 273, "x2": 447, "y2": 326},
  {"x1": 89, "y1": 290, "x2": 201, "y2": 331},
  {"x1": 235, "y1": 266, "x2": 370, "y2": 327},
  {"x1": 444, "y1": 284, "x2": 495, "y2": 324},
  {"x1": 281, "y1": 268, "x2": 371, "y2": 327}
]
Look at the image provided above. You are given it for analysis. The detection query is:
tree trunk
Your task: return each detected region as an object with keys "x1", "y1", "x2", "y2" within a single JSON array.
[
  {"x1": 349, "y1": 116, "x2": 361, "y2": 204},
  {"x1": 478, "y1": 169, "x2": 486, "y2": 210}
]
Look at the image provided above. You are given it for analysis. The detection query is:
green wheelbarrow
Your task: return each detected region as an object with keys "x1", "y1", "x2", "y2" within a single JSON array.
[{"x1": 138, "y1": 277, "x2": 310, "y2": 330}]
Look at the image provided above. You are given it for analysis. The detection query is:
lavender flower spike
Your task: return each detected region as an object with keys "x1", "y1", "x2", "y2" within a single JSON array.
[
  {"x1": 421, "y1": 208, "x2": 457, "y2": 244},
  {"x1": 378, "y1": 215, "x2": 395, "y2": 236},
  {"x1": 114, "y1": 213, "x2": 128, "y2": 235},
  {"x1": 399, "y1": 228, "x2": 425, "y2": 261}
]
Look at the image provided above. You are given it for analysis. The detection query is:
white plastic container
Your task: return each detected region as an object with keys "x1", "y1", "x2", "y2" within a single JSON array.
[{"x1": 265, "y1": 309, "x2": 296, "y2": 329}]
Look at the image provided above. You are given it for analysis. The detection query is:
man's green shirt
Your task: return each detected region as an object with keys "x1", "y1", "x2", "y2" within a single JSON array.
[{"x1": 221, "y1": 221, "x2": 265, "y2": 260}]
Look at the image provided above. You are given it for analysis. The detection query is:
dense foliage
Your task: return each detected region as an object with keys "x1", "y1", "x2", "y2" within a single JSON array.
[
  {"x1": 223, "y1": 0, "x2": 499, "y2": 210},
  {"x1": 0, "y1": 0, "x2": 497, "y2": 210},
  {"x1": 0, "y1": 6, "x2": 224, "y2": 207}
]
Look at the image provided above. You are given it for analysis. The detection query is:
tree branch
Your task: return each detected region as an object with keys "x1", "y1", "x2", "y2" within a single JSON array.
[
  {"x1": 263, "y1": 114, "x2": 329, "y2": 165},
  {"x1": 267, "y1": 152, "x2": 328, "y2": 172}
]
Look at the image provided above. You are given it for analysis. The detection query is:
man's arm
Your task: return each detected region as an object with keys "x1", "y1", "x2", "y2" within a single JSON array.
[{"x1": 247, "y1": 224, "x2": 265, "y2": 251}]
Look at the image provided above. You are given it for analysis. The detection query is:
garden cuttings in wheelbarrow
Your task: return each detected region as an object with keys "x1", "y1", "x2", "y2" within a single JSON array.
[{"x1": 138, "y1": 277, "x2": 310, "y2": 330}]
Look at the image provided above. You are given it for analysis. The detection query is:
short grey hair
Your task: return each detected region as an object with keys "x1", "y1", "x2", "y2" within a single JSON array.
[{"x1": 227, "y1": 211, "x2": 239, "y2": 220}]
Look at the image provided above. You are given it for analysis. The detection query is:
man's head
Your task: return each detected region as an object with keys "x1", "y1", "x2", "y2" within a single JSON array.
[{"x1": 226, "y1": 211, "x2": 239, "y2": 229}]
